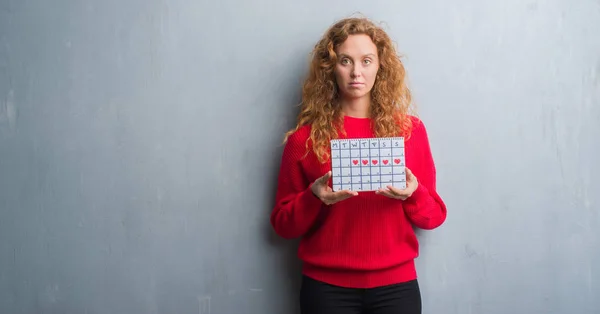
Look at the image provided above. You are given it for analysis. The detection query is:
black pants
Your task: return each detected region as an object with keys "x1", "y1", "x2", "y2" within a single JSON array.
[{"x1": 300, "y1": 275, "x2": 422, "y2": 314}]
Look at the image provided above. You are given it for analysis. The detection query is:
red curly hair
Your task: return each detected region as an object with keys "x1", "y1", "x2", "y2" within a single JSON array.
[{"x1": 285, "y1": 16, "x2": 415, "y2": 163}]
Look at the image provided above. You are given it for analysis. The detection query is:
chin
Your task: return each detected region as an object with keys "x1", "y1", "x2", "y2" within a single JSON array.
[{"x1": 343, "y1": 91, "x2": 369, "y2": 99}]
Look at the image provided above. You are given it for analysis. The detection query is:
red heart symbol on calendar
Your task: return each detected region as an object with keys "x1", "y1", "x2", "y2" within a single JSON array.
[
  {"x1": 394, "y1": 158, "x2": 401, "y2": 164},
  {"x1": 362, "y1": 160, "x2": 368, "y2": 165},
  {"x1": 372, "y1": 160, "x2": 378, "y2": 165},
  {"x1": 352, "y1": 160, "x2": 358, "y2": 165},
  {"x1": 382, "y1": 160, "x2": 389, "y2": 165}
]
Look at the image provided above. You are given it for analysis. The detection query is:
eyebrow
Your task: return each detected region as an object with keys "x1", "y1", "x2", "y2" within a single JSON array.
[{"x1": 339, "y1": 53, "x2": 377, "y2": 58}]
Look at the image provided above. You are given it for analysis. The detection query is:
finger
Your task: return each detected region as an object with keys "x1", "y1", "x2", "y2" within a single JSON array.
[
  {"x1": 376, "y1": 188, "x2": 397, "y2": 198},
  {"x1": 333, "y1": 190, "x2": 358, "y2": 201},
  {"x1": 385, "y1": 185, "x2": 405, "y2": 196},
  {"x1": 334, "y1": 189, "x2": 358, "y2": 197},
  {"x1": 323, "y1": 189, "x2": 357, "y2": 204},
  {"x1": 316, "y1": 171, "x2": 332, "y2": 184},
  {"x1": 379, "y1": 191, "x2": 398, "y2": 199},
  {"x1": 324, "y1": 189, "x2": 356, "y2": 197},
  {"x1": 330, "y1": 194, "x2": 354, "y2": 203},
  {"x1": 325, "y1": 189, "x2": 351, "y2": 196},
  {"x1": 405, "y1": 168, "x2": 416, "y2": 182}
]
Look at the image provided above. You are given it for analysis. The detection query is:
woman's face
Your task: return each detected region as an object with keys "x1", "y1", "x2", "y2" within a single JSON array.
[{"x1": 333, "y1": 34, "x2": 380, "y2": 100}]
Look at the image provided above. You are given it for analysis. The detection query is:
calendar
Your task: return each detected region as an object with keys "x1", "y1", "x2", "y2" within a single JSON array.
[{"x1": 330, "y1": 137, "x2": 406, "y2": 192}]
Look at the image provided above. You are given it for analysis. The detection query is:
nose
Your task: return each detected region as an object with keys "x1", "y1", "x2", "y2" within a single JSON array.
[{"x1": 351, "y1": 65, "x2": 361, "y2": 78}]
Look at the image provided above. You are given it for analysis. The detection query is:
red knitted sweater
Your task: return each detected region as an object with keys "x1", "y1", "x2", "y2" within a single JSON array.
[{"x1": 271, "y1": 115, "x2": 447, "y2": 288}]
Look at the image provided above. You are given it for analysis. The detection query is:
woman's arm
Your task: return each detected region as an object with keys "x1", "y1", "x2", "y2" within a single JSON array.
[
  {"x1": 270, "y1": 131, "x2": 323, "y2": 239},
  {"x1": 402, "y1": 119, "x2": 447, "y2": 230}
]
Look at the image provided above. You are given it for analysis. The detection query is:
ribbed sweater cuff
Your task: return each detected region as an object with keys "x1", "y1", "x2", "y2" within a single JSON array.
[
  {"x1": 403, "y1": 183, "x2": 428, "y2": 208},
  {"x1": 299, "y1": 183, "x2": 323, "y2": 209}
]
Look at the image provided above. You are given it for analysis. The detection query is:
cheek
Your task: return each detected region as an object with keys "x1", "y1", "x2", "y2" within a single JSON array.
[
  {"x1": 334, "y1": 67, "x2": 348, "y2": 83},
  {"x1": 367, "y1": 69, "x2": 379, "y2": 84}
]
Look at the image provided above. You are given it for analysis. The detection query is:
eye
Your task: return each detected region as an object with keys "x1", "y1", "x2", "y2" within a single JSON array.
[
  {"x1": 341, "y1": 58, "x2": 350, "y2": 65},
  {"x1": 364, "y1": 59, "x2": 372, "y2": 64}
]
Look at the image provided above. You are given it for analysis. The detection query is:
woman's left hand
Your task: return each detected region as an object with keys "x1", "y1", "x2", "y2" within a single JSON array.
[{"x1": 376, "y1": 167, "x2": 418, "y2": 200}]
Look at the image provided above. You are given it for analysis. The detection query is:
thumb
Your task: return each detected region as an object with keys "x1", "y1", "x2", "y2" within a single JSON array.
[
  {"x1": 317, "y1": 171, "x2": 332, "y2": 184},
  {"x1": 405, "y1": 168, "x2": 413, "y2": 178},
  {"x1": 406, "y1": 168, "x2": 417, "y2": 183}
]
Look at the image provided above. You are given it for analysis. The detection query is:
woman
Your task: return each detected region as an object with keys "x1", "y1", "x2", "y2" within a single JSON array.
[{"x1": 270, "y1": 16, "x2": 447, "y2": 314}]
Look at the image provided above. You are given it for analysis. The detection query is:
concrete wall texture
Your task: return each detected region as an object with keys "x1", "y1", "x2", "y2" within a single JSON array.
[{"x1": 1, "y1": 0, "x2": 599, "y2": 313}]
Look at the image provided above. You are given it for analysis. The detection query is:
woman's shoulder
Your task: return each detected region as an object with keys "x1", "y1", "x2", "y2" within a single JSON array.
[
  {"x1": 286, "y1": 124, "x2": 311, "y2": 143},
  {"x1": 407, "y1": 114, "x2": 424, "y2": 127},
  {"x1": 283, "y1": 124, "x2": 312, "y2": 151},
  {"x1": 406, "y1": 114, "x2": 426, "y2": 130},
  {"x1": 280, "y1": 125, "x2": 313, "y2": 161},
  {"x1": 406, "y1": 115, "x2": 430, "y2": 140}
]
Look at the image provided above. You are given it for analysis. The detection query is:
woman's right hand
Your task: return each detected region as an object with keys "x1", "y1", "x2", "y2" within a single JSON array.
[{"x1": 311, "y1": 171, "x2": 358, "y2": 205}]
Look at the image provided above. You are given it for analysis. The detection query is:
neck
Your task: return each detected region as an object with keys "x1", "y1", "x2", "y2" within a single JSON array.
[{"x1": 339, "y1": 95, "x2": 370, "y2": 118}]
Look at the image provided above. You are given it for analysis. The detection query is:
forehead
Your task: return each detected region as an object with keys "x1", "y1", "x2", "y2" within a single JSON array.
[{"x1": 336, "y1": 34, "x2": 377, "y2": 56}]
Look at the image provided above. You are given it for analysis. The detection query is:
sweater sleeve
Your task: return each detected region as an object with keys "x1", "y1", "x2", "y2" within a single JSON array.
[
  {"x1": 402, "y1": 119, "x2": 447, "y2": 230},
  {"x1": 270, "y1": 130, "x2": 324, "y2": 239}
]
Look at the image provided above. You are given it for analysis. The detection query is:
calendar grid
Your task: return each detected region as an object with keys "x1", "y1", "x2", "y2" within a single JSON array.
[{"x1": 330, "y1": 137, "x2": 406, "y2": 192}]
